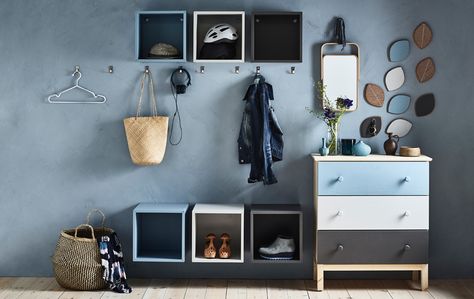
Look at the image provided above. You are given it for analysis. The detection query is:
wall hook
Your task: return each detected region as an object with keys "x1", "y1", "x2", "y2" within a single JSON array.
[
  {"x1": 178, "y1": 67, "x2": 183, "y2": 73},
  {"x1": 144, "y1": 66, "x2": 150, "y2": 74},
  {"x1": 234, "y1": 66, "x2": 240, "y2": 74},
  {"x1": 199, "y1": 66, "x2": 205, "y2": 74},
  {"x1": 75, "y1": 65, "x2": 80, "y2": 72},
  {"x1": 290, "y1": 66, "x2": 296, "y2": 74},
  {"x1": 108, "y1": 66, "x2": 114, "y2": 74},
  {"x1": 256, "y1": 66, "x2": 261, "y2": 74}
]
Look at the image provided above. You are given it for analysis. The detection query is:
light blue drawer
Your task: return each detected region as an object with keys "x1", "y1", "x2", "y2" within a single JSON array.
[{"x1": 317, "y1": 162, "x2": 429, "y2": 196}]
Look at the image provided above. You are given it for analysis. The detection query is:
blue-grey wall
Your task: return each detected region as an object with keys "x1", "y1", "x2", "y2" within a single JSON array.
[{"x1": 0, "y1": 0, "x2": 473, "y2": 279}]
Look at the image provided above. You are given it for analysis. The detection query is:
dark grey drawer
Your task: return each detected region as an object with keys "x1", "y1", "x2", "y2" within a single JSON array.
[{"x1": 317, "y1": 230, "x2": 428, "y2": 264}]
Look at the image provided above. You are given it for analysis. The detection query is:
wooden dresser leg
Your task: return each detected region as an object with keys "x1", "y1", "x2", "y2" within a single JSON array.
[
  {"x1": 420, "y1": 264, "x2": 429, "y2": 291},
  {"x1": 316, "y1": 264, "x2": 324, "y2": 291},
  {"x1": 412, "y1": 270, "x2": 420, "y2": 281}
]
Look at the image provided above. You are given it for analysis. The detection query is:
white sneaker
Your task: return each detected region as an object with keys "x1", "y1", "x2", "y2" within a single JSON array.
[{"x1": 258, "y1": 235, "x2": 295, "y2": 260}]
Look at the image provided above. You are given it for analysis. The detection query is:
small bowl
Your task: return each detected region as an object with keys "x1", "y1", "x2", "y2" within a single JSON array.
[{"x1": 399, "y1": 146, "x2": 421, "y2": 157}]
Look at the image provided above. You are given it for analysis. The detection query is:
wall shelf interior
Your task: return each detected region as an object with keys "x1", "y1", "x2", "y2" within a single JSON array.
[
  {"x1": 250, "y1": 204, "x2": 303, "y2": 263},
  {"x1": 251, "y1": 12, "x2": 303, "y2": 62},
  {"x1": 136, "y1": 11, "x2": 187, "y2": 62},
  {"x1": 133, "y1": 203, "x2": 188, "y2": 262},
  {"x1": 193, "y1": 11, "x2": 245, "y2": 63},
  {"x1": 192, "y1": 203, "x2": 244, "y2": 263}
]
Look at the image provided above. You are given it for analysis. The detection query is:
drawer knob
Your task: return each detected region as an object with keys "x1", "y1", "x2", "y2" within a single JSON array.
[
  {"x1": 337, "y1": 244, "x2": 344, "y2": 251},
  {"x1": 336, "y1": 210, "x2": 344, "y2": 217},
  {"x1": 336, "y1": 176, "x2": 344, "y2": 183},
  {"x1": 404, "y1": 244, "x2": 411, "y2": 250},
  {"x1": 403, "y1": 211, "x2": 411, "y2": 217},
  {"x1": 403, "y1": 176, "x2": 411, "y2": 182}
]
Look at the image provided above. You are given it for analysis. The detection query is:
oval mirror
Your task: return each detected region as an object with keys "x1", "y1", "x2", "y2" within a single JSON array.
[
  {"x1": 385, "y1": 67, "x2": 405, "y2": 91},
  {"x1": 387, "y1": 94, "x2": 411, "y2": 115},
  {"x1": 360, "y1": 116, "x2": 382, "y2": 138},
  {"x1": 389, "y1": 39, "x2": 410, "y2": 62},
  {"x1": 415, "y1": 93, "x2": 435, "y2": 117},
  {"x1": 386, "y1": 118, "x2": 413, "y2": 138}
]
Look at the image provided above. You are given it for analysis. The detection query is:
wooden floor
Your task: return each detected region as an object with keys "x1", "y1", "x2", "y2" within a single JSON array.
[{"x1": 0, "y1": 278, "x2": 473, "y2": 299}]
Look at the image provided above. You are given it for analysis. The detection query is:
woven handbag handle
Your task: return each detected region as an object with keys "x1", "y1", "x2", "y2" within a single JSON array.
[
  {"x1": 135, "y1": 70, "x2": 158, "y2": 119},
  {"x1": 86, "y1": 209, "x2": 106, "y2": 229},
  {"x1": 74, "y1": 224, "x2": 96, "y2": 240}
]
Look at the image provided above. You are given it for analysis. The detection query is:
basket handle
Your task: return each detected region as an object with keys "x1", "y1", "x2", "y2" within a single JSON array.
[
  {"x1": 86, "y1": 209, "x2": 106, "y2": 228},
  {"x1": 74, "y1": 224, "x2": 96, "y2": 240}
]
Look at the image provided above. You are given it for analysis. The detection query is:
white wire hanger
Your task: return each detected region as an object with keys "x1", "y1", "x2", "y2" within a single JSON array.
[{"x1": 47, "y1": 66, "x2": 107, "y2": 104}]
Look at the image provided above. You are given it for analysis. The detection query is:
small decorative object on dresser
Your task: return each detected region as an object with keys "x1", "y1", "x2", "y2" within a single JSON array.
[
  {"x1": 400, "y1": 146, "x2": 421, "y2": 157},
  {"x1": 352, "y1": 140, "x2": 371, "y2": 156},
  {"x1": 311, "y1": 154, "x2": 432, "y2": 291},
  {"x1": 341, "y1": 139, "x2": 355, "y2": 155},
  {"x1": 307, "y1": 81, "x2": 353, "y2": 155},
  {"x1": 319, "y1": 138, "x2": 329, "y2": 156},
  {"x1": 384, "y1": 132, "x2": 400, "y2": 155}
]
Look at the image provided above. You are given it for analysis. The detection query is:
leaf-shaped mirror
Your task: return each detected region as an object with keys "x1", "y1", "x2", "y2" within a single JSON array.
[
  {"x1": 360, "y1": 116, "x2": 382, "y2": 138},
  {"x1": 415, "y1": 93, "x2": 435, "y2": 117},
  {"x1": 385, "y1": 66, "x2": 405, "y2": 91},
  {"x1": 416, "y1": 57, "x2": 435, "y2": 83},
  {"x1": 387, "y1": 94, "x2": 411, "y2": 115},
  {"x1": 386, "y1": 118, "x2": 413, "y2": 138},
  {"x1": 413, "y1": 22, "x2": 433, "y2": 49},
  {"x1": 389, "y1": 39, "x2": 410, "y2": 62},
  {"x1": 364, "y1": 83, "x2": 384, "y2": 107}
]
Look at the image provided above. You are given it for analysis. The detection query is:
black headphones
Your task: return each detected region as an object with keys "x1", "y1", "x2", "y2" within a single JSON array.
[{"x1": 171, "y1": 67, "x2": 192, "y2": 94}]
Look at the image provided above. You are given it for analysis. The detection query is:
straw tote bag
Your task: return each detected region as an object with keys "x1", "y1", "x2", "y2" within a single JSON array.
[{"x1": 124, "y1": 70, "x2": 169, "y2": 165}]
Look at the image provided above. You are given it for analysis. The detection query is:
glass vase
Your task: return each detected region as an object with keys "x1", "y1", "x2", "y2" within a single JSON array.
[{"x1": 327, "y1": 123, "x2": 339, "y2": 155}]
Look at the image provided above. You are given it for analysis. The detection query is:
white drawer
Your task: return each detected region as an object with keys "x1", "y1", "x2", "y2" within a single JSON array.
[{"x1": 317, "y1": 196, "x2": 429, "y2": 230}]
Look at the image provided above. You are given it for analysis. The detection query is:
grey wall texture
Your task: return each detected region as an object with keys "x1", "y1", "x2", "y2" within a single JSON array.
[{"x1": 0, "y1": 0, "x2": 473, "y2": 279}]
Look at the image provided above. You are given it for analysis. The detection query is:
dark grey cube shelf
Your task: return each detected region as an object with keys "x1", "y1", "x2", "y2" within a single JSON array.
[
  {"x1": 136, "y1": 11, "x2": 187, "y2": 62},
  {"x1": 251, "y1": 12, "x2": 303, "y2": 62},
  {"x1": 250, "y1": 204, "x2": 303, "y2": 263},
  {"x1": 133, "y1": 203, "x2": 188, "y2": 262}
]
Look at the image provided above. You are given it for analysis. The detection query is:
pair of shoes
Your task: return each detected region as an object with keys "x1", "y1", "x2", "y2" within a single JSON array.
[
  {"x1": 204, "y1": 233, "x2": 231, "y2": 259},
  {"x1": 258, "y1": 235, "x2": 295, "y2": 260}
]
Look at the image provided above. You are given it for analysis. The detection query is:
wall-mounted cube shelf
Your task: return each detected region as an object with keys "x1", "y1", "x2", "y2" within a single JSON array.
[
  {"x1": 250, "y1": 204, "x2": 303, "y2": 263},
  {"x1": 136, "y1": 11, "x2": 187, "y2": 62},
  {"x1": 133, "y1": 203, "x2": 188, "y2": 262},
  {"x1": 193, "y1": 11, "x2": 245, "y2": 63},
  {"x1": 192, "y1": 203, "x2": 244, "y2": 263},
  {"x1": 251, "y1": 12, "x2": 303, "y2": 62}
]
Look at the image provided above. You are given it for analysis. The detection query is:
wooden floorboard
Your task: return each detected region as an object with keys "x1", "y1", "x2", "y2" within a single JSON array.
[{"x1": 0, "y1": 278, "x2": 472, "y2": 299}]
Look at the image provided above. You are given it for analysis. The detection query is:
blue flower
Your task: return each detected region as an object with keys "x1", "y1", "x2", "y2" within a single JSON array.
[
  {"x1": 324, "y1": 108, "x2": 336, "y2": 119},
  {"x1": 336, "y1": 97, "x2": 353, "y2": 109}
]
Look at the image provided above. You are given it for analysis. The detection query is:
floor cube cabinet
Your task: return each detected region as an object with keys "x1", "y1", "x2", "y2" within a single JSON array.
[
  {"x1": 312, "y1": 154, "x2": 432, "y2": 291},
  {"x1": 133, "y1": 203, "x2": 188, "y2": 262},
  {"x1": 250, "y1": 204, "x2": 303, "y2": 263},
  {"x1": 192, "y1": 203, "x2": 245, "y2": 263},
  {"x1": 193, "y1": 11, "x2": 245, "y2": 63},
  {"x1": 136, "y1": 11, "x2": 187, "y2": 62}
]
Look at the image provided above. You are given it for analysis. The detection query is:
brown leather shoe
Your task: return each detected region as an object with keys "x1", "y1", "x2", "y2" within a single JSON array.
[
  {"x1": 204, "y1": 233, "x2": 217, "y2": 258},
  {"x1": 219, "y1": 233, "x2": 231, "y2": 259}
]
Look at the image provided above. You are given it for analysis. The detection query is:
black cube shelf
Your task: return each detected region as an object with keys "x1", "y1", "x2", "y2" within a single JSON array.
[
  {"x1": 250, "y1": 204, "x2": 303, "y2": 263},
  {"x1": 251, "y1": 12, "x2": 303, "y2": 62}
]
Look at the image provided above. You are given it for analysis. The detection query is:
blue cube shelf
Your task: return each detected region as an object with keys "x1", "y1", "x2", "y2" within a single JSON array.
[
  {"x1": 136, "y1": 11, "x2": 187, "y2": 62},
  {"x1": 133, "y1": 203, "x2": 188, "y2": 262}
]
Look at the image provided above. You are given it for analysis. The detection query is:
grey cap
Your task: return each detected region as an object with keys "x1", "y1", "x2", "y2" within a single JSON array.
[{"x1": 149, "y1": 43, "x2": 180, "y2": 58}]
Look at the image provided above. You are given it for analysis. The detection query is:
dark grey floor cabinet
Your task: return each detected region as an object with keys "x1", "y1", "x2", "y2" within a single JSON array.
[
  {"x1": 135, "y1": 11, "x2": 187, "y2": 62},
  {"x1": 251, "y1": 12, "x2": 303, "y2": 62},
  {"x1": 250, "y1": 204, "x2": 303, "y2": 263}
]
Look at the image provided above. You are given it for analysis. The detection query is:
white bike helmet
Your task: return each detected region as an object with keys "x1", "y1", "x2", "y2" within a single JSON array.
[{"x1": 204, "y1": 23, "x2": 239, "y2": 43}]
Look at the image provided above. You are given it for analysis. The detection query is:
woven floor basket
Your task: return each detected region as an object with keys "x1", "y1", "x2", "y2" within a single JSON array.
[{"x1": 52, "y1": 224, "x2": 113, "y2": 291}]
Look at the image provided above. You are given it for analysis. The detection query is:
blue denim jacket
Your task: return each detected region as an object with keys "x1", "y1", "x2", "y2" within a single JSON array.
[{"x1": 238, "y1": 78, "x2": 283, "y2": 185}]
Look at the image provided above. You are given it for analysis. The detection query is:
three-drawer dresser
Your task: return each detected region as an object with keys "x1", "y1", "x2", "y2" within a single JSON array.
[{"x1": 312, "y1": 154, "x2": 432, "y2": 291}]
